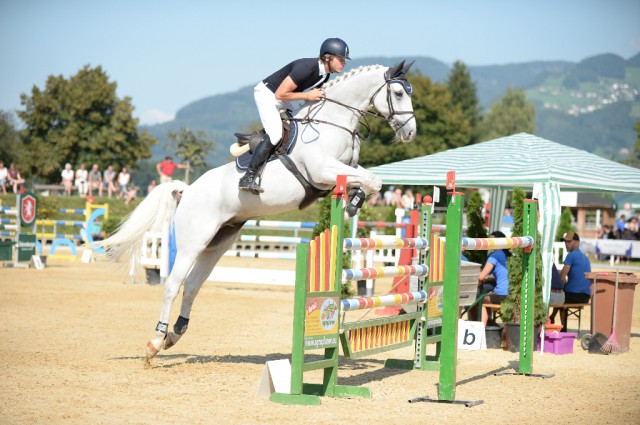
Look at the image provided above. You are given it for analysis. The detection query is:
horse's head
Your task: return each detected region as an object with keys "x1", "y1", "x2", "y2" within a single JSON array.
[{"x1": 370, "y1": 60, "x2": 417, "y2": 142}]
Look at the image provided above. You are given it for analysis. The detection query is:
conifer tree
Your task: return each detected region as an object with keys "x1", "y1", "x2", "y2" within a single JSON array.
[{"x1": 501, "y1": 187, "x2": 547, "y2": 325}]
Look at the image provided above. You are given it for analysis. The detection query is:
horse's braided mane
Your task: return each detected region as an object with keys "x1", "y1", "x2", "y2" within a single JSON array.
[{"x1": 321, "y1": 64, "x2": 384, "y2": 90}]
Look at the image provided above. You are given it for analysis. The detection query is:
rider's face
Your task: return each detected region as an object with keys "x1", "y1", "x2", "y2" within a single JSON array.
[{"x1": 330, "y1": 55, "x2": 346, "y2": 73}]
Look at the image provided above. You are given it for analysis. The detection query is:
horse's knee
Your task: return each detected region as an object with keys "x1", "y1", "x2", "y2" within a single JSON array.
[{"x1": 368, "y1": 174, "x2": 382, "y2": 193}]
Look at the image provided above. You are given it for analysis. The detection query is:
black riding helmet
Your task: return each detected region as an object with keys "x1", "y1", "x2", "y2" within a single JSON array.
[{"x1": 320, "y1": 38, "x2": 350, "y2": 60}]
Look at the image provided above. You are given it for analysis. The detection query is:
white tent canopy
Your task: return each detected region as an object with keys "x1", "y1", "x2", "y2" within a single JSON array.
[{"x1": 368, "y1": 133, "x2": 640, "y2": 304}]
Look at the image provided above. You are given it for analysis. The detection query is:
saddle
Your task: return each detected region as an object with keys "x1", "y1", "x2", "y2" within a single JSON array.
[
  {"x1": 231, "y1": 109, "x2": 292, "y2": 158},
  {"x1": 234, "y1": 110, "x2": 296, "y2": 171}
]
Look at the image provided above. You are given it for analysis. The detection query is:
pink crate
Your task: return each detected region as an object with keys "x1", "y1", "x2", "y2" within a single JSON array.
[{"x1": 542, "y1": 332, "x2": 577, "y2": 354}]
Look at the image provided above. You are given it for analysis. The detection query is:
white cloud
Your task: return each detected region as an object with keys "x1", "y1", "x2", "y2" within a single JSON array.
[{"x1": 138, "y1": 109, "x2": 176, "y2": 126}]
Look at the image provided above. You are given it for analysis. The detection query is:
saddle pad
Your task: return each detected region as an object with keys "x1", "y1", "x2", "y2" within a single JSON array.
[{"x1": 235, "y1": 115, "x2": 298, "y2": 171}]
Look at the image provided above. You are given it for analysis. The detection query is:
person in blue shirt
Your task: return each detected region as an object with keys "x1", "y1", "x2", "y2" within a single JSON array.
[
  {"x1": 615, "y1": 214, "x2": 626, "y2": 239},
  {"x1": 551, "y1": 231, "x2": 592, "y2": 331},
  {"x1": 477, "y1": 230, "x2": 511, "y2": 325}
]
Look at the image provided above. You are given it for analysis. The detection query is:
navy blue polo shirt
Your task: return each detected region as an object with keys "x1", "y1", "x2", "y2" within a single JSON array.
[{"x1": 263, "y1": 58, "x2": 328, "y2": 93}]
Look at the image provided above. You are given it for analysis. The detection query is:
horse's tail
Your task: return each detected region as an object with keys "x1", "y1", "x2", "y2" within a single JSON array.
[{"x1": 98, "y1": 180, "x2": 188, "y2": 266}]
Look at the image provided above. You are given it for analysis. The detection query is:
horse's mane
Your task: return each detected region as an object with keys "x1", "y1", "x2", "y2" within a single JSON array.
[{"x1": 321, "y1": 64, "x2": 385, "y2": 91}]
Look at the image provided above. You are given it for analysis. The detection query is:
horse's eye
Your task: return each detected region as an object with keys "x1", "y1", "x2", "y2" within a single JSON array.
[{"x1": 394, "y1": 90, "x2": 404, "y2": 98}]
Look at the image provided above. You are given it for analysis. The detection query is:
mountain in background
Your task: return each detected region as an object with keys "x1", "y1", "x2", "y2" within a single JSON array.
[{"x1": 142, "y1": 52, "x2": 640, "y2": 166}]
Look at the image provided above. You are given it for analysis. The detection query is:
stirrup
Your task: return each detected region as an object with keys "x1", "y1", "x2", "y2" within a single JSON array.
[
  {"x1": 239, "y1": 171, "x2": 264, "y2": 194},
  {"x1": 238, "y1": 171, "x2": 255, "y2": 191}
]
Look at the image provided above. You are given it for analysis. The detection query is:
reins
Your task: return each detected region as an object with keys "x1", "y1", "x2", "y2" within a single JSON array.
[{"x1": 290, "y1": 78, "x2": 415, "y2": 140}]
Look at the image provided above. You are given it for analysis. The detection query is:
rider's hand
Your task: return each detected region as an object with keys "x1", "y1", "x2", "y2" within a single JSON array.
[{"x1": 305, "y1": 89, "x2": 324, "y2": 101}]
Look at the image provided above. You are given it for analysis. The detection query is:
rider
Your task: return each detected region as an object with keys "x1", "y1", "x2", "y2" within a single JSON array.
[{"x1": 238, "y1": 37, "x2": 350, "y2": 194}]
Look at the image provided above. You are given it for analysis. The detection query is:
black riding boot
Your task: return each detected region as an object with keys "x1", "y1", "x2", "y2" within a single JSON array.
[{"x1": 238, "y1": 137, "x2": 274, "y2": 194}]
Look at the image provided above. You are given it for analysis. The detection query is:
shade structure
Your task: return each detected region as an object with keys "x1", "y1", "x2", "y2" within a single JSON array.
[
  {"x1": 368, "y1": 133, "x2": 640, "y2": 304},
  {"x1": 368, "y1": 133, "x2": 640, "y2": 192}
]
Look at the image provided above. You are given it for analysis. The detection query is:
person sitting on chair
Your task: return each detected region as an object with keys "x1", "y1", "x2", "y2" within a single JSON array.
[
  {"x1": 238, "y1": 38, "x2": 350, "y2": 194},
  {"x1": 477, "y1": 230, "x2": 512, "y2": 325},
  {"x1": 550, "y1": 231, "x2": 591, "y2": 332}
]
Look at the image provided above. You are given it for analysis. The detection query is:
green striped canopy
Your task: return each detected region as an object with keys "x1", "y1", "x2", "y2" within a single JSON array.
[
  {"x1": 368, "y1": 133, "x2": 640, "y2": 192},
  {"x1": 368, "y1": 133, "x2": 640, "y2": 304}
]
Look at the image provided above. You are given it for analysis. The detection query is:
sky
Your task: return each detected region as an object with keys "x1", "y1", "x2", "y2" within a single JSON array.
[{"x1": 1, "y1": 0, "x2": 639, "y2": 126}]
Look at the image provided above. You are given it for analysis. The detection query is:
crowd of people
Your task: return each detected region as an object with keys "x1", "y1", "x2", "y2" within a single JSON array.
[
  {"x1": 367, "y1": 186, "x2": 415, "y2": 210},
  {"x1": 0, "y1": 158, "x2": 190, "y2": 207},
  {"x1": 60, "y1": 162, "x2": 133, "y2": 200}
]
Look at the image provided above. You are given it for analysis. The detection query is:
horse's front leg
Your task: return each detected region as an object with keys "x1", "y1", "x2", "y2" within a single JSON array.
[
  {"x1": 316, "y1": 162, "x2": 382, "y2": 196},
  {"x1": 314, "y1": 161, "x2": 382, "y2": 215}
]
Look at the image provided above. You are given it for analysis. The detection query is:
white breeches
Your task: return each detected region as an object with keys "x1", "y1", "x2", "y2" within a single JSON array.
[{"x1": 254, "y1": 82, "x2": 290, "y2": 146}]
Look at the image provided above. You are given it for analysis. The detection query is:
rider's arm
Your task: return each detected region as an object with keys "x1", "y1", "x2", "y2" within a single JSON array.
[{"x1": 275, "y1": 76, "x2": 323, "y2": 102}]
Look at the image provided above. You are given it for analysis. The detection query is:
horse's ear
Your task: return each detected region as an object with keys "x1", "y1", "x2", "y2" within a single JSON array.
[
  {"x1": 386, "y1": 60, "x2": 405, "y2": 80},
  {"x1": 402, "y1": 60, "x2": 415, "y2": 74}
]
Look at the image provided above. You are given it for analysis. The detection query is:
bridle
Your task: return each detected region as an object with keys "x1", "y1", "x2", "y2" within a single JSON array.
[{"x1": 292, "y1": 75, "x2": 416, "y2": 139}]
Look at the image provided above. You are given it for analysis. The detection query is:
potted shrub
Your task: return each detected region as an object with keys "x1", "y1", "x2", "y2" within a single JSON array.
[{"x1": 500, "y1": 187, "x2": 547, "y2": 351}]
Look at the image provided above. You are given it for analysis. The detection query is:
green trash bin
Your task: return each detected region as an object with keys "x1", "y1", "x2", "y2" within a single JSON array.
[{"x1": 0, "y1": 239, "x2": 12, "y2": 261}]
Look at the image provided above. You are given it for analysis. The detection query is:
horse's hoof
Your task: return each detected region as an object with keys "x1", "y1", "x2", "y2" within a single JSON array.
[
  {"x1": 163, "y1": 332, "x2": 181, "y2": 350},
  {"x1": 146, "y1": 337, "x2": 163, "y2": 360}
]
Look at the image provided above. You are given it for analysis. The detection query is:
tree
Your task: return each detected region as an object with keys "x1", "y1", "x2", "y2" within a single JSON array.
[
  {"x1": 465, "y1": 190, "x2": 488, "y2": 264},
  {"x1": 479, "y1": 87, "x2": 536, "y2": 141},
  {"x1": 358, "y1": 72, "x2": 471, "y2": 168},
  {"x1": 501, "y1": 187, "x2": 547, "y2": 325},
  {"x1": 0, "y1": 110, "x2": 21, "y2": 166},
  {"x1": 447, "y1": 61, "x2": 481, "y2": 144},
  {"x1": 17, "y1": 65, "x2": 156, "y2": 183},
  {"x1": 632, "y1": 120, "x2": 640, "y2": 168},
  {"x1": 555, "y1": 207, "x2": 575, "y2": 241},
  {"x1": 166, "y1": 127, "x2": 216, "y2": 183}
]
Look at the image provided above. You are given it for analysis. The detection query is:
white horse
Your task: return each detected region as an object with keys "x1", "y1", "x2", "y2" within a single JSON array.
[{"x1": 101, "y1": 61, "x2": 417, "y2": 363}]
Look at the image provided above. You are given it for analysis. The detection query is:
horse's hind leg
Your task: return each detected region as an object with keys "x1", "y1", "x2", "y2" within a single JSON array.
[{"x1": 159, "y1": 223, "x2": 244, "y2": 353}]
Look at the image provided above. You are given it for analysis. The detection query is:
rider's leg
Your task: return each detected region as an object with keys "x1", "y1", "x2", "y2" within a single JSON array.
[
  {"x1": 238, "y1": 134, "x2": 274, "y2": 193},
  {"x1": 239, "y1": 82, "x2": 284, "y2": 194}
]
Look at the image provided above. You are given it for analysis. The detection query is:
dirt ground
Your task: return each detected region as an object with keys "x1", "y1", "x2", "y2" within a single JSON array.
[{"x1": 1, "y1": 257, "x2": 639, "y2": 425}]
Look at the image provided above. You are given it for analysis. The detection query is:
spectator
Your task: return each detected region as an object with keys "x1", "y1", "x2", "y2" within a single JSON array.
[
  {"x1": 61, "y1": 163, "x2": 74, "y2": 196},
  {"x1": 75, "y1": 163, "x2": 88, "y2": 198},
  {"x1": 402, "y1": 189, "x2": 415, "y2": 210},
  {"x1": 476, "y1": 230, "x2": 512, "y2": 325},
  {"x1": 627, "y1": 217, "x2": 639, "y2": 239},
  {"x1": 383, "y1": 186, "x2": 395, "y2": 206},
  {"x1": 615, "y1": 214, "x2": 626, "y2": 239},
  {"x1": 0, "y1": 161, "x2": 8, "y2": 195},
  {"x1": 103, "y1": 165, "x2": 116, "y2": 198},
  {"x1": 391, "y1": 187, "x2": 405, "y2": 209},
  {"x1": 125, "y1": 186, "x2": 138, "y2": 206},
  {"x1": 596, "y1": 224, "x2": 615, "y2": 261},
  {"x1": 87, "y1": 164, "x2": 103, "y2": 197},
  {"x1": 117, "y1": 167, "x2": 131, "y2": 197},
  {"x1": 147, "y1": 179, "x2": 157, "y2": 195},
  {"x1": 550, "y1": 231, "x2": 592, "y2": 332},
  {"x1": 156, "y1": 156, "x2": 189, "y2": 184},
  {"x1": 367, "y1": 190, "x2": 381, "y2": 206},
  {"x1": 7, "y1": 163, "x2": 25, "y2": 194},
  {"x1": 548, "y1": 263, "x2": 565, "y2": 307}
]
